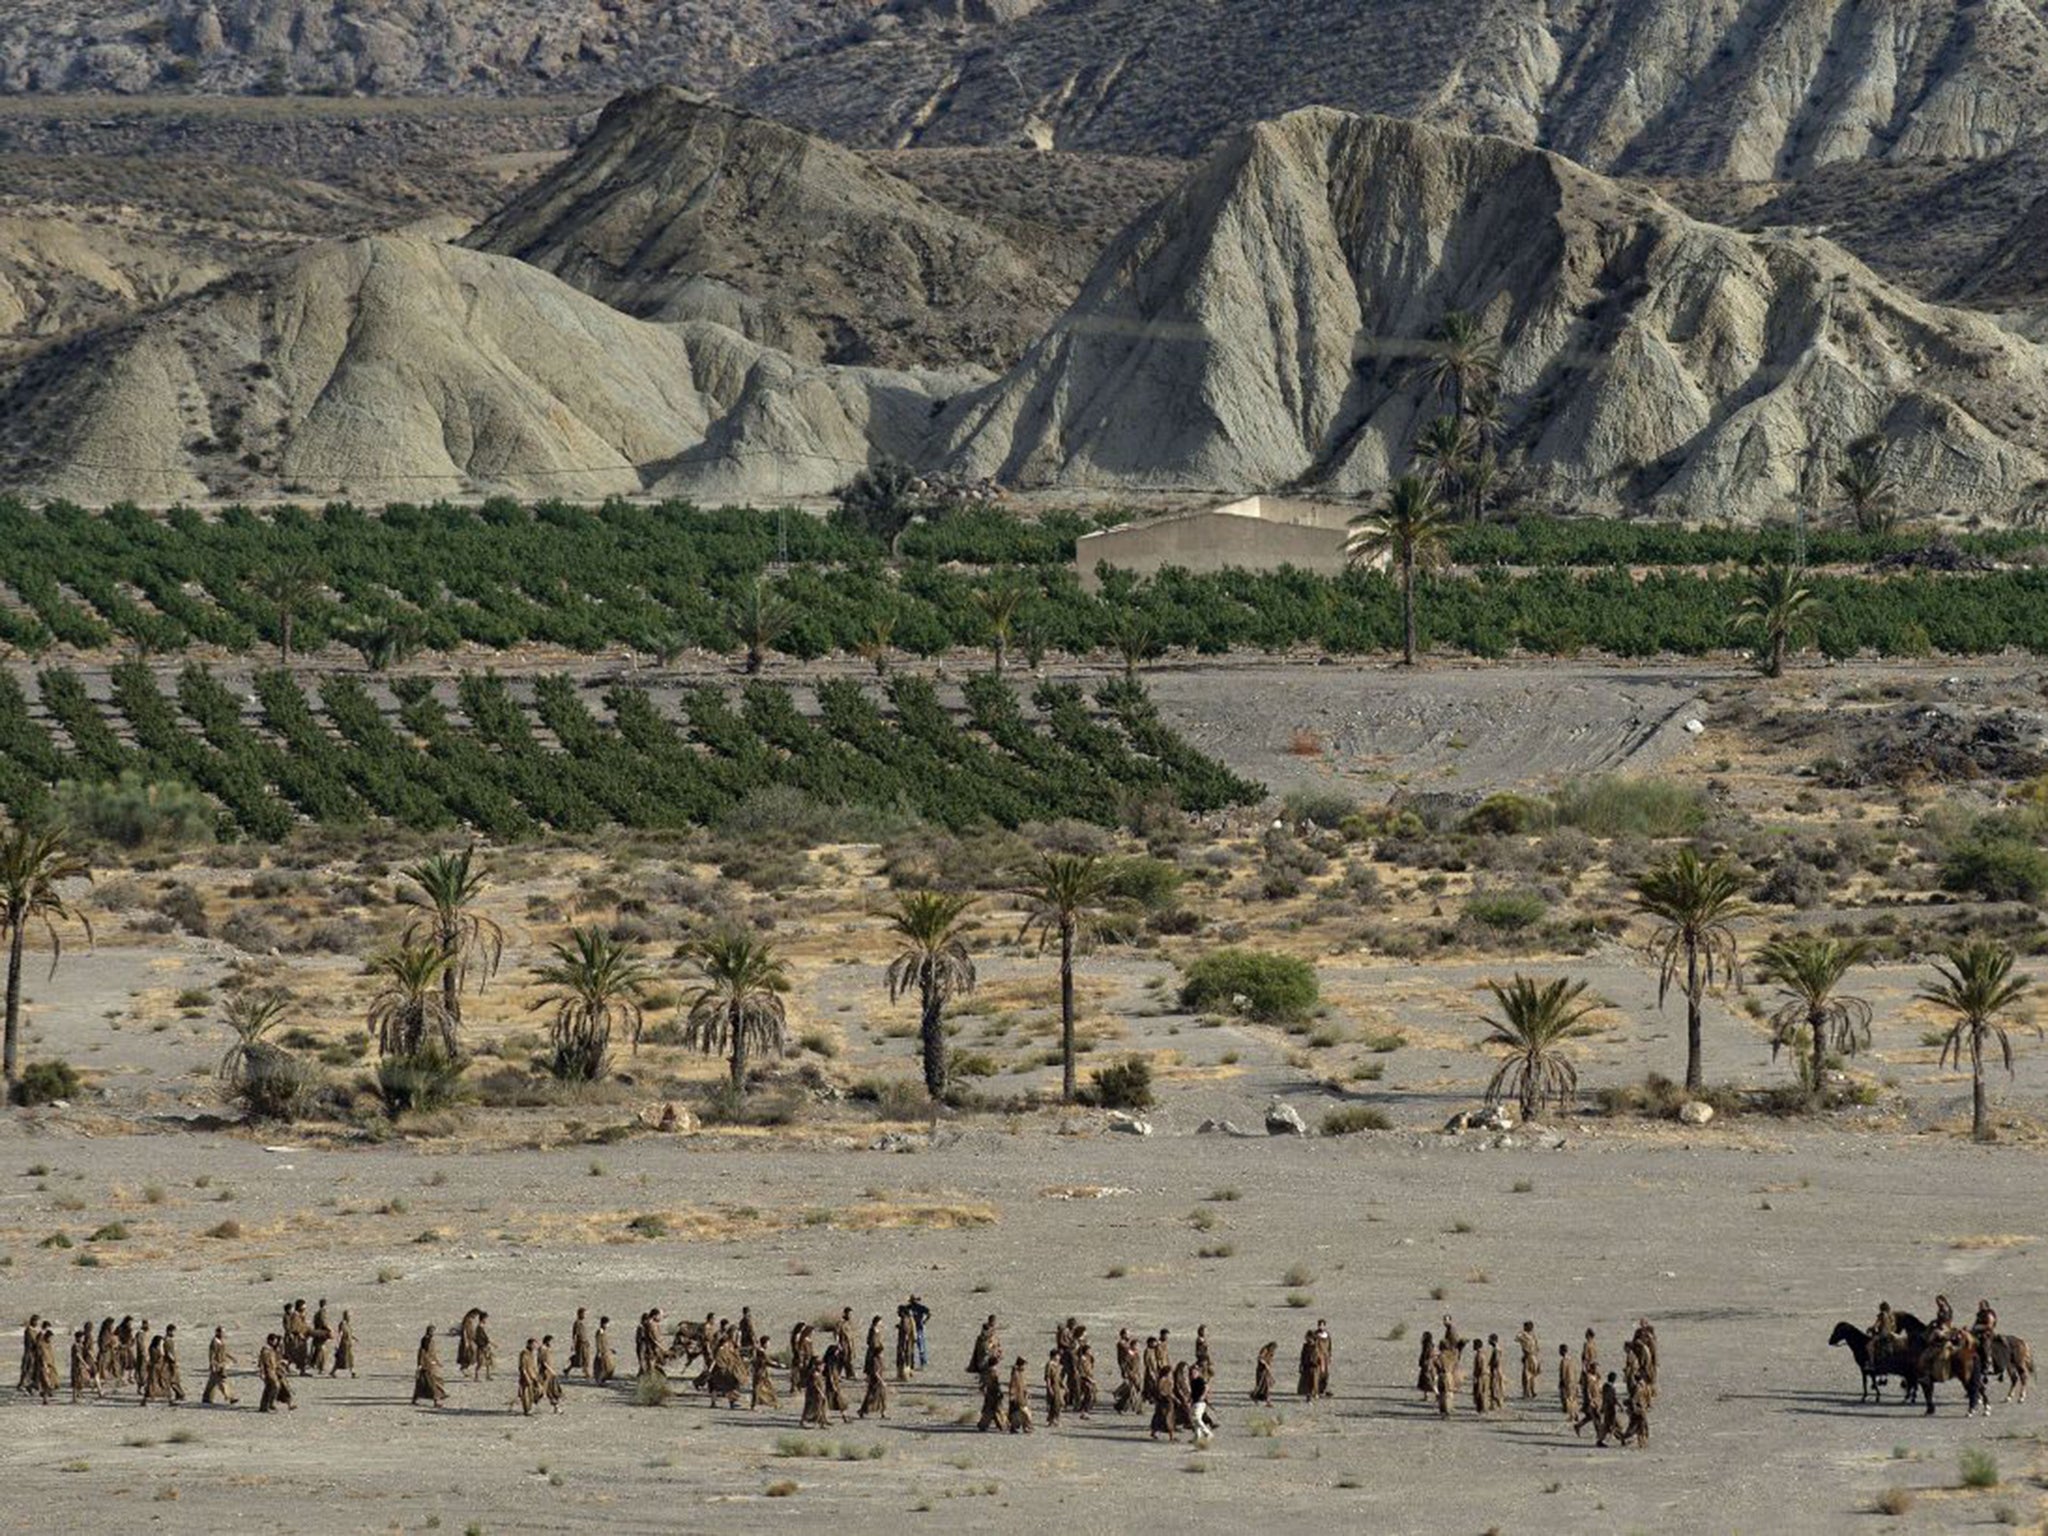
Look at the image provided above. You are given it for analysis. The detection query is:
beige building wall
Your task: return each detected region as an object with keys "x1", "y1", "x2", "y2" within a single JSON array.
[{"x1": 1073, "y1": 496, "x2": 1363, "y2": 591}]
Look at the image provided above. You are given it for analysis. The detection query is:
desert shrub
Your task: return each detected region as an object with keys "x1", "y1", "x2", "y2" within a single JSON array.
[
  {"x1": 232, "y1": 1043, "x2": 312, "y2": 1121},
  {"x1": 1281, "y1": 787, "x2": 1360, "y2": 830},
  {"x1": 1757, "y1": 858, "x2": 1828, "y2": 909},
  {"x1": 1179, "y1": 949, "x2": 1319, "y2": 1023},
  {"x1": 1099, "y1": 855, "x2": 1184, "y2": 910},
  {"x1": 1941, "y1": 837, "x2": 2048, "y2": 903},
  {"x1": 1959, "y1": 1447, "x2": 2000, "y2": 1489},
  {"x1": 1087, "y1": 1056, "x2": 1154, "y2": 1110},
  {"x1": 51, "y1": 773, "x2": 215, "y2": 850},
  {"x1": 12, "y1": 1059, "x2": 80, "y2": 1106},
  {"x1": 848, "y1": 1077, "x2": 929, "y2": 1120},
  {"x1": 1322, "y1": 1105, "x2": 1390, "y2": 1135},
  {"x1": 1462, "y1": 890, "x2": 1548, "y2": 931},
  {"x1": 1462, "y1": 793, "x2": 1553, "y2": 835},
  {"x1": 376, "y1": 1051, "x2": 465, "y2": 1115},
  {"x1": 219, "y1": 911, "x2": 285, "y2": 953},
  {"x1": 1553, "y1": 778, "x2": 1708, "y2": 838}
]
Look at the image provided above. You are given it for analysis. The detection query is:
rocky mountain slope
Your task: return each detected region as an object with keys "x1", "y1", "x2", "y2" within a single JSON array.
[
  {"x1": 0, "y1": 215, "x2": 230, "y2": 357},
  {"x1": 936, "y1": 110, "x2": 2048, "y2": 519},
  {"x1": 0, "y1": 235, "x2": 949, "y2": 505},
  {"x1": 465, "y1": 88, "x2": 1066, "y2": 369},
  {"x1": 0, "y1": 0, "x2": 873, "y2": 95},
  {"x1": 736, "y1": 0, "x2": 2048, "y2": 179}
]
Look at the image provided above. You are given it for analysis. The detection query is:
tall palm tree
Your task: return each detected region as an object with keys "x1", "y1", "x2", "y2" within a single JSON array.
[
  {"x1": 679, "y1": 929, "x2": 791, "y2": 1094},
  {"x1": 1757, "y1": 935, "x2": 1873, "y2": 1106},
  {"x1": 1479, "y1": 975, "x2": 1599, "y2": 1121},
  {"x1": 366, "y1": 942, "x2": 458, "y2": 1060},
  {"x1": 0, "y1": 825, "x2": 92, "y2": 1093},
  {"x1": 884, "y1": 890, "x2": 977, "y2": 1101},
  {"x1": 531, "y1": 927, "x2": 657, "y2": 1083},
  {"x1": 972, "y1": 583, "x2": 1025, "y2": 675},
  {"x1": 398, "y1": 846, "x2": 503, "y2": 1047},
  {"x1": 1637, "y1": 849, "x2": 1749, "y2": 1091},
  {"x1": 1832, "y1": 437, "x2": 1899, "y2": 535},
  {"x1": 1415, "y1": 309, "x2": 1502, "y2": 428},
  {"x1": 728, "y1": 577, "x2": 791, "y2": 675},
  {"x1": 1920, "y1": 940, "x2": 2034, "y2": 1142},
  {"x1": 1014, "y1": 853, "x2": 1114, "y2": 1104},
  {"x1": 1737, "y1": 562, "x2": 1818, "y2": 679},
  {"x1": 1412, "y1": 414, "x2": 1474, "y2": 503},
  {"x1": 1347, "y1": 474, "x2": 1453, "y2": 667},
  {"x1": 251, "y1": 555, "x2": 324, "y2": 663}
]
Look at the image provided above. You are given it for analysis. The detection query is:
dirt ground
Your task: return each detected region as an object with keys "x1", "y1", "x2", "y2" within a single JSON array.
[{"x1": 4, "y1": 656, "x2": 2048, "y2": 1533}]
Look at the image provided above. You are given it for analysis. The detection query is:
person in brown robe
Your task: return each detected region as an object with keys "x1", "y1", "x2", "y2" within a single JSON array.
[
  {"x1": 1595, "y1": 1372, "x2": 1621, "y2": 1446},
  {"x1": 1007, "y1": 1355, "x2": 1034, "y2": 1434},
  {"x1": 1557, "y1": 1342, "x2": 1577, "y2": 1418},
  {"x1": 1486, "y1": 1334, "x2": 1505, "y2": 1411},
  {"x1": 968, "y1": 1316, "x2": 998, "y2": 1377},
  {"x1": 706, "y1": 1334, "x2": 744, "y2": 1409},
  {"x1": 539, "y1": 1335, "x2": 564, "y2": 1413},
  {"x1": 17, "y1": 1314, "x2": 40, "y2": 1393},
  {"x1": 820, "y1": 1345, "x2": 850, "y2": 1422},
  {"x1": 1073, "y1": 1343, "x2": 1097, "y2": 1416},
  {"x1": 750, "y1": 1343, "x2": 779, "y2": 1410},
  {"x1": 331, "y1": 1311, "x2": 356, "y2": 1378},
  {"x1": 1623, "y1": 1375, "x2": 1651, "y2": 1447},
  {"x1": 1313, "y1": 1320, "x2": 1333, "y2": 1398},
  {"x1": 1439, "y1": 1314, "x2": 1463, "y2": 1394},
  {"x1": 1253, "y1": 1341, "x2": 1277, "y2": 1404},
  {"x1": 309, "y1": 1301, "x2": 333, "y2": 1374},
  {"x1": 515, "y1": 1339, "x2": 541, "y2": 1416},
  {"x1": 1042, "y1": 1349, "x2": 1064, "y2": 1428},
  {"x1": 1148, "y1": 1367, "x2": 1176, "y2": 1441},
  {"x1": 1430, "y1": 1343, "x2": 1453, "y2": 1418},
  {"x1": 142, "y1": 1337, "x2": 170, "y2": 1406},
  {"x1": 32, "y1": 1324, "x2": 58, "y2": 1404},
  {"x1": 70, "y1": 1327, "x2": 98, "y2": 1403},
  {"x1": 1517, "y1": 1323, "x2": 1540, "y2": 1399},
  {"x1": 859, "y1": 1335, "x2": 888, "y2": 1419},
  {"x1": 413, "y1": 1326, "x2": 447, "y2": 1407},
  {"x1": 457, "y1": 1308, "x2": 480, "y2": 1377},
  {"x1": 1575, "y1": 1358, "x2": 1599, "y2": 1435},
  {"x1": 799, "y1": 1358, "x2": 830, "y2": 1428},
  {"x1": 95, "y1": 1318, "x2": 116, "y2": 1384},
  {"x1": 568, "y1": 1309, "x2": 591, "y2": 1377},
  {"x1": 833, "y1": 1309, "x2": 856, "y2": 1381},
  {"x1": 162, "y1": 1325, "x2": 186, "y2": 1403},
  {"x1": 1113, "y1": 1330, "x2": 1141, "y2": 1414},
  {"x1": 133, "y1": 1321, "x2": 152, "y2": 1395},
  {"x1": 1296, "y1": 1329, "x2": 1319, "y2": 1401},
  {"x1": 1194, "y1": 1325, "x2": 1215, "y2": 1383},
  {"x1": 473, "y1": 1313, "x2": 496, "y2": 1382},
  {"x1": 1470, "y1": 1342, "x2": 1489, "y2": 1414},
  {"x1": 258, "y1": 1335, "x2": 293, "y2": 1412},
  {"x1": 202, "y1": 1327, "x2": 236, "y2": 1405},
  {"x1": 1415, "y1": 1330, "x2": 1436, "y2": 1397},
  {"x1": 593, "y1": 1317, "x2": 616, "y2": 1385},
  {"x1": 977, "y1": 1362, "x2": 1008, "y2": 1432},
  {"x1": 787, "y1": 1323, "x2": 813, "y2": 1398},
  {"x1": 895, "y1": 1307, "x2": 917, "y2": 1383}
]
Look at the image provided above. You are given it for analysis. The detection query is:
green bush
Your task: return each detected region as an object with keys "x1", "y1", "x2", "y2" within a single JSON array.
[
  {"x1": 1959, "y1": 1447, "x2": 1999, "y2": 1489},
  {"x1": 1179, "y1": 949, "x2": 1319, "y2": 1024},
  {"x1": 1281, "y1": 787, "x2": 1360, "y2": 830},
  {"x1": 1462, "y1": 793, "x2": 1553, "y2": 835},
  {"x1": 1462, "y1": 890, "x2": 1549, "y2": 931},
  {"x1": 1099, "y1": 855, "x2": 1185, "y2": 910},
  {"x1": 50, "y1": 773, "x2": 215, "y2": 850},
  {"x1": 232, "y1": 1042, "x2": 312, "y2": 1121},
  {"x1": 12, "y1": 1059, "x2": 81, "y2": 1106},
  {"x1": 1553, "y1": 777, "x2": 1708, "y2": 838},
  {"x1": 1940, "y1": 838, "x2": 2048, "y2": 903},
  {"x1": 1322, "y1": 1105, "x2": 1391, "y2": 1135},
  {"x1": 1088, "y1": 1056, "x2": 1154, "y2": 1110},
  {"x1": 376, "y1": 1051, "x2": 465, "y2": 1114}
]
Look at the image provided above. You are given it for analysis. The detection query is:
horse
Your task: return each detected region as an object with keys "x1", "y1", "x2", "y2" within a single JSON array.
[
  {"x1": 1917, "y1": 1334, "x2": 1983, "y2": 1417},
  {"x1": 1986, "y1": 1336, "x2": 2034, "y2": 1404},
  {"x1": 1830, "y1": 1317, "x2": 1930, "y2": 1403}
]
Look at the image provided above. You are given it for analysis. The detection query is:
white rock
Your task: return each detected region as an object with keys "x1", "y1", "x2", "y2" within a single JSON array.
[
  {"x1": 1265, "y1": 1100, "x2": 1308, "y2": 1136},
  {"x1": 1684, "y1": 717, "x2": 1706, "y2": 734},
  {"x1": 1678, "y1": 1101, "x2": 1715, "y2": 1126},
  {"x1": 1108, "y1": 1111, "x2": 1153, "y2": 1136}
]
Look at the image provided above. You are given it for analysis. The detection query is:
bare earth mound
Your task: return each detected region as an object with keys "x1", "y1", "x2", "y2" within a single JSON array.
[
  {"x1": 938, "y1": 110, "x2": 2048, "y2": 519},
  {"x1": 467, "y1": 87, "x2": 1067, "y2": 370}
]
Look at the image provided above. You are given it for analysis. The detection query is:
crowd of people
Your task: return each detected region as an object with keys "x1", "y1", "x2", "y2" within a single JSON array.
[{"x1": 11, "y1": 1292, "x2": 1691, "y2": 1449}]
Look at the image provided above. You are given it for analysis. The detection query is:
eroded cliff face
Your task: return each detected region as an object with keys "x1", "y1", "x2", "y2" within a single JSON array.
[{"x1": 938, "y1": 111, "x2": 2048, "y2": 519}]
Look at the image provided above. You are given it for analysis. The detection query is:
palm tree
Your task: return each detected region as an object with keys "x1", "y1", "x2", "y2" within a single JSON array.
[
  {"x1": 217, "y1": 989, "x2": 302, "y2": 1118},
  {"x1": 1920, "y1": 940, "x2": 2035, "y2": 1142},
  {"x1": 1415, "y1": 309, "x2": 1502, "y2": 428},
  {"x1": 366, "y1": 942, "x2": 459, "y2": 1060},
  {"x1": 1832, "y1": 437, "x2": 1900, "y2": 535},
  {"x1": 1757, "y1": 935, "x2": 1873, "y2": 1106},
  {"x1": 1737, "y1": 562, "x2": 1818, "y2": 679},
  {"x1": 531, "y1": 927, "x2": 657, "y2": 1083},
  {"x1": 1014, "y1": 853, "x2": 1115, "y2": 1104},
  {"x1": 728, "y1": 577, "x2": 791, "y2": 675},
  {"x1": 1111, "y1": 610, "x2": 1160, "y2": 681},
  {"x1": 679, "y1": 929, "x2": 791, "y2": 1094},
  {"x1": 971, "y1": 583, "x2": 1025, "y2": 675},
  {"x1": 1637, "y1": 849, "x2": 1749, "y2": 1091},
  {"x1": 884, "y1": 890, "x2": 977, "y2": 1101},
  {"x1": 1479, "y1": 975, "x2": 1599, "y2": 1121},
  {"x1": 398, "y1": 846, "x2": 503, "y2": 1047},
  {"x1": 1412, "y1": 414, "x2": 1474, "y2": 503},
  {"x1": 855, "y1": 613, "x2": 896, "y2": 679},
  {"x1": 251, "y1": 555, "x2": 324, "y2": 663},
  {"x1": 0, "y1": 825, "x2": 92, "y2": 1094},
  {"x1": 1347, "y1": 474, "x2": 1453, "y2": 667}
]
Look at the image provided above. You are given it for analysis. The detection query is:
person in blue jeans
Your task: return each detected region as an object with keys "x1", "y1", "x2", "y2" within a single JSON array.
[{"x1": 908, "y1": 1296, "x2": 931, "y2": 1370}]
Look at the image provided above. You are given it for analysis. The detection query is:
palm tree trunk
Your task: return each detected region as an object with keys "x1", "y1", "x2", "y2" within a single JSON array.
[
  {"x1": 1809, "y1": 1004, "x2": 1827, "y2": 1108},
  {"x1": 1401, "y1": 553, "x2": 1417, "y2": 667},
  {"x1": 1972, "y1": 1029, "x2": 1988, "y2": 1141},
  {"x1": 1059, "y1": 923, "x2": 1077, "y2": 1106},
  {"x1": 746, "y1": 644, "x2": 763, "y2": 675},
  {"x1": 3, "y1": 919, "x2": 23, "y2": 1089},
  {"x1": 280, "y1": 609, "x2": 293, "y2": 664},
  {"x1": 920, "y1": 982, "x2": 947, "y2": 1101},
  {"x1": 1771, "y1": 634, "x2": 1786, "y2": 679},
  {"x1": 1684, "y1": 942, "x2": 1704, "y2": 1091},
  {"x1": 730, "y1": 1002, "x2": 748, "y2": 1095},
  {"x1": 993, "y1": 638, "x2": 1004, "y2": 676},
  {"x1": 441, "y1": 946, "x2": 461, "y2": 1040}
]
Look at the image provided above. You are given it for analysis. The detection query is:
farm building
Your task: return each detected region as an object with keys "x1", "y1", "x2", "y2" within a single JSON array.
[{"x1": 1072, "y1": 496, "x2": 1372, "y2": 591}]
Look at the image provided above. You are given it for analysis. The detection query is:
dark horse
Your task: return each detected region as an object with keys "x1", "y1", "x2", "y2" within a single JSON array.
[{"x1": 1829, "y1": 1314, "x2": 1929, "y2": 1404}]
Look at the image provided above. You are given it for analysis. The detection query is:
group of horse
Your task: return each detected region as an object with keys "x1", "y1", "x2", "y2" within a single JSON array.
[{"x1": 1829, "y1": 1312, "x2": 2035, "y2": 1416}]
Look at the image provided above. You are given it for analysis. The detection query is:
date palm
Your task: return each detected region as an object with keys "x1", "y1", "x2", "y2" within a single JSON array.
[
  {"x1": 1757, "y1": 935, "x2": 1873, "y2": 1106},
  {"x1": 1, "y1": 825, "x2": 92, "y2": 1094},
  {"x1": 884, "y1": 890, "x2": 977, "y2": 1101},
  {"x1": 1920, "y1": 940, "x2": 2034, "y2": 1142},
  {"x1": 972, "y1": 582, "x2": 1025, "y2": 675},
  {"x1": 1347, "y1": 474, "x2": 1453, "y2": 667},
  {"x1": 531, "y1": 926, "x2": 657, "y2": 1083},
  {"x1": 398, "y1": 846, "x2": 503, "y2": 1048},
  {"x1": 1479, "y1": 975, "x2": 1599, "y2": 1122},
  {"x1": 855, "y1": 613, "x2": 896, "y2": 679},
  {"x1": 1014, "y1": 853, "x2": 1115, "y2": 1104},
  {"x1": 1111, "y1": 610, "x2": 1160, "y2": 681},
  {"x1": 1412, "y1": 414, "x2": 1474, "y2": 502},
  {"x1": 251, "y1": 554, "x2": 324, "y2": 663},
  {"x1": 728, "y1": 577, "x2": 791, "y2": 675},
  {"x1": 366, "y1": 942, "x2": 458, "y2": 1060},
  {"x1": 217, "y1": 989, "x2": 303, "y2": 1119},
  {"x1": 1637, "y1": 849, "x2": 1749, "y2": 1091},
  {"x1": 680, "y1": 929, "x2": 791, "y2": 1094},
  {"x1": 1737, "y1": 562, "x2": 1818, "y2": 679},
  {"x1": 1832, "y1": 437, "x2": 1900, "y2": 535},
  {"x1": 1414, "y1": 309, "x2": 1502, "y2": 428}
]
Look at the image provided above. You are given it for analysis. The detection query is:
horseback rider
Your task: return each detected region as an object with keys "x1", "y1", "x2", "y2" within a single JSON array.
[
  {"x1": 1933, "y1": 1295, "x2": 1956, "y2": 1335},
  {"x1": 1872, "y1": 1302, "x2": 1901, "y2": 1345},
  {"x1": 1973, "y1": 1299, "x2": 2001, "y2": 1390}
]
